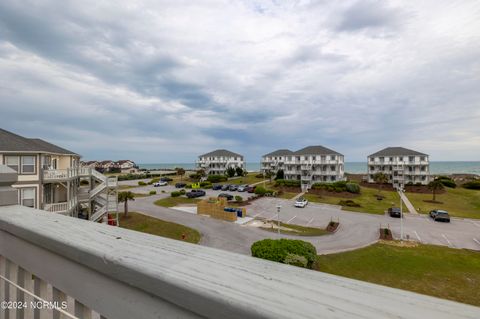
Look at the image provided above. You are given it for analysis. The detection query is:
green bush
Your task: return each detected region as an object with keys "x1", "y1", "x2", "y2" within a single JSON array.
[
  {"x1": 179, "y1": 189, "x2": 186, "y2": 195},
  {"x1": 138, "y1": 181, "x2": 147, "y2": 186},
  {"x1": 199, "y1": 181, "x2": 212, "y2": 189},
  {"x1": 148, "y1": 177, "x2": 160, "y2": 185},
  {"x1": 463, "y1": 181, "x2": 480, "y2": 190},
  {"x1": 345, "y1": 182, "x2": 361, "y2": 194},
  {"x1": 255, "y1": 173, "x2": 264, "y2": 178},
  {"x1": 275, "y1": 169, "x2": 285, "y2": 180},
  {"x1": 149, "y1": 190, "x2": 157, "y2": 195},
  {"x1": 436, "y1": 176, "x2": 456, "y2": 188},
  {"x1": 283, "y1": 253, "x2": 308, "y2": 268},
  {"x1": 274, "y1": 179, "x2": 301, "y2": 188},
  {"x1": 338, "y1": 200, "x2": 361, "y2": 207},
  {"x1": 207, "y1": 175, "x2": 227, "y2": 183},
  {"x1": 226, "y1": 167, "x2": 236, "y2": 178},
  {"x1": 171, "y1": 191, "x2": 181, "y2": 197},
  {"x1": 185, "y1": 184, "x2": 192, "y2": 189},
  {"x1": 251, "y1": 239, "x2": 317, "y2": 269},
  {"x1": 254, "y1": 186, "x2": 275, "y2": 196},
  {"x1": 235, "y1": 195, "x2": 243, "y2": 202}
]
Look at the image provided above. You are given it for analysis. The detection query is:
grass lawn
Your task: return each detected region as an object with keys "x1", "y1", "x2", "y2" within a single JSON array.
[
  {"x1": 220, "y1": 172, "x2": 266, "y2": 185},
  {"x1": 405, "y1": 188, "x2": 480, "y2": 219},
  {"x1": 154, "y1": 196, "x2": 201, "y2": 207},
  {"x1": 261, "y1": 221, "x2": 329, "y2": 236},
  {"x1": 118, "y1": 212, "x2": 200, "y2": 244},
  {"x1": 118, "y1": 185, "x2": 136, "y2": 190},
  {"x1": 304, "y1": 187, "x2": 399, "y2": 215},
  {"x1": 315, "y1": 242, "x2": 480, "y2": 306},
  {"x1": 277, "y1": 191, "x2": 299, "y2": 199}
]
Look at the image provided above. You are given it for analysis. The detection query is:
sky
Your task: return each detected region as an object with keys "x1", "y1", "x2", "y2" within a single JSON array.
[{"x1": 1, "y1": 0, "x2": 480, "y2": 163}]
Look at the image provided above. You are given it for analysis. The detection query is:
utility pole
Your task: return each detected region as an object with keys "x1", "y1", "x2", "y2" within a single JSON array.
[{"x1": 276, "y1": 204, "x2": 281, "y2": 235}]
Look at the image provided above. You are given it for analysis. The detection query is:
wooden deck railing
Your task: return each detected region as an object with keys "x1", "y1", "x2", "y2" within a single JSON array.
[{"x1": 0, "y1": 205, "x2": 479, "y2": 319}]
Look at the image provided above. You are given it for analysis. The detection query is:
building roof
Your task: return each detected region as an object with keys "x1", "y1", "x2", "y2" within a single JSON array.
[
  {"x1": 199, "y1": 149, "x2": 243, "y2": 158},
  {"x1": 0, "y1": 128, "x2": 78, "y2": 155},
  {"x1": 294, "y1": 145, "x2": 342, "y2": 156},
  {"x1": 262, "y1": 149, "x2": 294, "y2": 157},
  {"x1": 368, "y1": 147, "x2": 428, "y2": 157}
]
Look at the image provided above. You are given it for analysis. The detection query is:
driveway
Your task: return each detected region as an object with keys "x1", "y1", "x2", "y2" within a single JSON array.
[{"x1": 121, "y1": 183, "x2": 480, "y2": 255}]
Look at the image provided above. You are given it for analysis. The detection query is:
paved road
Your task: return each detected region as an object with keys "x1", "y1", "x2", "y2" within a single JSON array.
[{"x1": 121, "y1": 182, "x2": 480, "y2": 255}]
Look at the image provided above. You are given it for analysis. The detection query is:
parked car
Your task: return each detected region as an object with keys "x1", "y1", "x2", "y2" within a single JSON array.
[
  {"x1": 221, "y1": 184, "x2": 231, "y2": 191},
  {"x1": 429, "y1": 209, "x2": 451, "y2": 222},
  {"x1": 212, "y1": 184, "x2": 223, "y2": 190},
  {"x1": 294, "y1": 197, "x2": 308, "y2": 208},
  {"x1": 160, "y1": 177, "x2": 173, "y2": 182},
  {"x1": 229, "y1": 184, "x2": 238, "y2": 191},
  {"x1": 218, "y1": 193, "x2": 234, "y2": 200},
  {"x1": 388, "y1": 207, "x2": 402, "y2": 218},
  {"x1": 175, "y1": 182, "x2": 186, "y2": 188},
  {"x1": 246, "y1": 186, "x2": 256, "y2": 193},
  {"x1": 153, "y1": 181, "x2": 168, "y2": 187},
  {"x1": 186, "y1": 189, "x2": 206, "y2": 198},
  {"x1": 237, "y1": 185, "x2": 248, "y2": 192}
]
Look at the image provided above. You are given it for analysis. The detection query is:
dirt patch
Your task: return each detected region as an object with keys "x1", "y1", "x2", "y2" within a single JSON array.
[
  {"x1": 423, "y1": 200, "x2": 443, "y2": 204},
  {"x1": 379, "y1": 239, "x2": 419, "y2": 248},
  {"x1": 326, "y1": 221, "x2": 339, "y2": 232},
  {"x1": 379, "y1": 228, "x2": 393, "y2": 240}
]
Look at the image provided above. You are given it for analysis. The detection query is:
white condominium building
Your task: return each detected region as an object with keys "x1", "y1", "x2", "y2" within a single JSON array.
[
  {"x1": 196, "y1": 149, "x2": 245, "y2": 175},
  {"x1": 367, "y1": 147, "x2": 430, "y2": 188},
  {"x1": 261, "y1": 145, "x2": 345, "y2": 187},
  {"x1": 0, "y1": 128, "x2": 118, "y2": 223}
]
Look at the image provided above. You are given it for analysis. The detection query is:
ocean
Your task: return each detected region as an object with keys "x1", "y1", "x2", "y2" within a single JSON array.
[{"x1": 138, "y1": 162, "x2": 480, "y2": 175}]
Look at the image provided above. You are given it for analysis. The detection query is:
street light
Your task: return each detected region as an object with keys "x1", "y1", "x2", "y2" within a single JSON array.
[
  {"x1": 398, "y1": 186, "x2": 404, "y2": 241},
  {"x1": 276, "y1": 204, "x2": 281, "y2": 235}
]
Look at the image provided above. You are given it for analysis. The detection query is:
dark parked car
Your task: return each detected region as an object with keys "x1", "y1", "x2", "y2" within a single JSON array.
[
  {"x1": 388, "y1": 207, "x2": 402, "y2": 218},
  {"x1": 186, "y1": 189, "x2": 206, "y2": 198},
  {"x1": 246, "y1": 186, "x2": 256, "y2": 193},
  {"x1": 218, "y1": 193, "x2": 233, "y2": 200},
  {"x1": 228, "y1": 184, "x2": 238, "y2": 191},
  {"x1": 212, "y1": 184, "x2": 223, "y2": 190},
  {"x1": 160, "y1": 177, "x2": 173, "y2": 182},
  {"x1": 175, "y1": 182, "x2": 187, "y2": 188},
  {"x1": 221, "y1": 184, "x2": 231, "y2": 191},
  {"x1": 429, "y1": 209, "x2": 451, "y2": 222}
]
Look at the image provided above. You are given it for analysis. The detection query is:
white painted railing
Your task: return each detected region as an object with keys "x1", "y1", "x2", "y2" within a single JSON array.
[
  {"x1": 1, "y1": 206, "x2": 480, "y2": 319},
  {"x1": 43, "y1": 202, "x2": 68, "y2": 213},
  {"x1": 43, "y1": 168, "x2": 77, "y2": 181}
]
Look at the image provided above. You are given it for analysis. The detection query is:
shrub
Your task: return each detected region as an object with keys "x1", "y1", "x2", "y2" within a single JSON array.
[
  {"x1": 254, "y1": 186, "x2": 274, "y2": 196},
  {"x1": 274, "y1": 179, "x2": 301, "y2": 188},
  {"x1": 207, "y1": 175, "x2": 227, "y2": 183},
  {"x1": 345, "y1": 182, "x2": 361, "y2": 194},
  {"x1": 251, "y1": 239, "x2": 317, "y2": 269},
  {"x1": 463, "y1": 181, "x2": 480, "y2": 190},
  {"x1": 436, "y1": 176, "x2": 456, "y2": 188},
  {"x1": 148, "y1": 177, "x2": 160, "y2": 185},
  {"x1": 171, "y1": 191, "x2": 181, "y2": 197},
  {"x1": 283, "y1": 253, "x2": 308, "y2": 268},
  {"x1": 138, "y1": 181, "x2": 147, "y2": 186},
  {"x1": 185, "y1": 184, "x2": 192, "y2": 189},
  {"x1": 149, "y1": 190, "x2": 157, "y2": 195},
  {"x1": 199, "y1": 181, "x2": 212, "y2": 188},
  {"x1": 275, "y1": 169, "x2": 285, "y2": 180},
  {"x1": 338, "y1": 200, "x2": 361, "y2": 207},
  {"x1": 179, "y1": 189, "x2": 186, "y2": 195},
  {"x1": 255, "y1": 173, "x2": 264, "y2": 178},
  {"x1": 226, "y1": 167, "x2": 236, "y2": 178},
  {"x1": 235, "y1": 195, "x2": 243, "y2": 202},
  {"x1": 235, "y1": 167, "x2": 244, "y2": 176}
]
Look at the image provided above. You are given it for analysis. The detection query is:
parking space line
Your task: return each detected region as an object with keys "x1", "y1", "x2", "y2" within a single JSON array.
[
  {"x1": 442, "y1": 234, "x2": 454, "y2": 248},
  {"x1": 474, "y1": 238, "x2": 480, "y2": 246},
  {"x1": 286, "y1": 216, "x2": 297, "y2": 224},
  {"x1": 414, "y1": 231, "x2": 422, "y2": 242},
  {"x1": 307, "y1": 218, "x2": 314, "y2": 225},
  {"x1": 472, "y1": 221, "x2": 480, "y2": 228},
  {"x1": 268, "y1": 214, "x2": 277, "y2": 220}
]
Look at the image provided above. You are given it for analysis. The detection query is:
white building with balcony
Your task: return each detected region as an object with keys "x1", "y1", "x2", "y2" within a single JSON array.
[
  {"x1": 0, "y1": 128, "x2": 117, "y2": 222},
  {"x1": 367, "y1": 147, "x2": 430, "y2": 188},
  {"x1": 196, "y1": 149, "x2": 245, "y2": 175},
  {"x1": 262, "y1": 146, "x2": 345, "y2": 187}
]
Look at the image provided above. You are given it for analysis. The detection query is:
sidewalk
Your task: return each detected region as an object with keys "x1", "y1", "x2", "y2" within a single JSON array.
[{"x1": 398, "y1": 191, "x2": 418, "y2": 215}]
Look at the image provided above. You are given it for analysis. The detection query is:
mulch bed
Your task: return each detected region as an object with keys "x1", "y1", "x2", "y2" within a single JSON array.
[
  {"x1": 326, "y1": 222, "x2": 340, "y2": 233},
  {"x1": 275, "y1": 186, "x2": 302, "y2": 193},
  {"x1": 379, "y1": 228, "x2": 393, "y2": 240},
  {"x1": 423, "y1": 200, "x2": 443, "y2": 204}
]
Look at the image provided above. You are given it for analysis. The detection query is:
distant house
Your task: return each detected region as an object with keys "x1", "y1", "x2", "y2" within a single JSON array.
[
  {"x1": 261, "y1": 145, "x2": 345, "y2": 187},
  {"x1": 367, "y1": 147, "x2": 430, "y2": 188},
  {"x1": 82, "y1": 159, "x2": 138, "y2": 173},
  {"x1": 196, "y1": 149, "x2": 245, "y2": 175},
  {"x1": 116, "y1": 160, "x2": 138, "y2": 174}
]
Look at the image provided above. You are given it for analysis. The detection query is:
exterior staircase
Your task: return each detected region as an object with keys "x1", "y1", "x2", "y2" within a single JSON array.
[{"x1": 89, "y1": 170, "x2": 118, "y2": 222}]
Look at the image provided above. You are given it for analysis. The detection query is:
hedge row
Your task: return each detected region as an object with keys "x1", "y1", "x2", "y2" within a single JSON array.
[
  {"x1": 207, "y1": 175, "x2": 228, "y2": 183},
  {"x1": 463, "y1": 180, "x2": 480, "y2": 190},
  {"x1": 251, "y1": 239, "x2": 317, "y2": 269},
  {"x1": 436, "y1": 176, "x2": 456, "y2": 188},
  {"x1": 274, "y1": 179, "x2": 301, "y2": 188},
  {"x1": 311, "y1": 181, "x2": 360, "y2": 194}
]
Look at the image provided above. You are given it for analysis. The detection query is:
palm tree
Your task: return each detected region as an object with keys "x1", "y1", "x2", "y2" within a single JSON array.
[
  {"x1": 428, "y1": 179, "x2": 444, "y2": 201},
  {"x1": 373, "y1": 172, "x2": 389, "y2": 195},
  {"x1": 176, "y1": 167, "x2": 186, "y2": 181},
  {"x1": 118, "y1": 191, "x2": 135, "y2": 217}
]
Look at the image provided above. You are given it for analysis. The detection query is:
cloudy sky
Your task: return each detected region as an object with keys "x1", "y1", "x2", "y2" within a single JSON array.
[{"x1": 1, "y1": 0, "x2": 480, "y2": 162}]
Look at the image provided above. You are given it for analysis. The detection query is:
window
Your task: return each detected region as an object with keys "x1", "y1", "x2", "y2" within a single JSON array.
[
  {"x1": 331, "y1": 155, "x2": 336, "y2": 160},
  {"x1": 21, "y1": 156, "x2": 36, "y2": 174},
  {"x1": 409, "y1": 156, "x2": 415, "y2": 162},
  {"x1": 399, "y1": 157, "x2": 403, "y2": 161},
  {"x1": 389, "y1": 157, "x2": 393, "y2": 162},
  {"x1": 20, "y1": 188, "x2": 36, "y2": 208},
  {"x1": 5, "y1": 156, "x2": 19, "y2": 172}
]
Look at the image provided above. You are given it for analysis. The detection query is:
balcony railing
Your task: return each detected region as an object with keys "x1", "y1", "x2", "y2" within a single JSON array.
[{"x1": 1, "y1": 206, "x2": 480, "y2": 318}]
